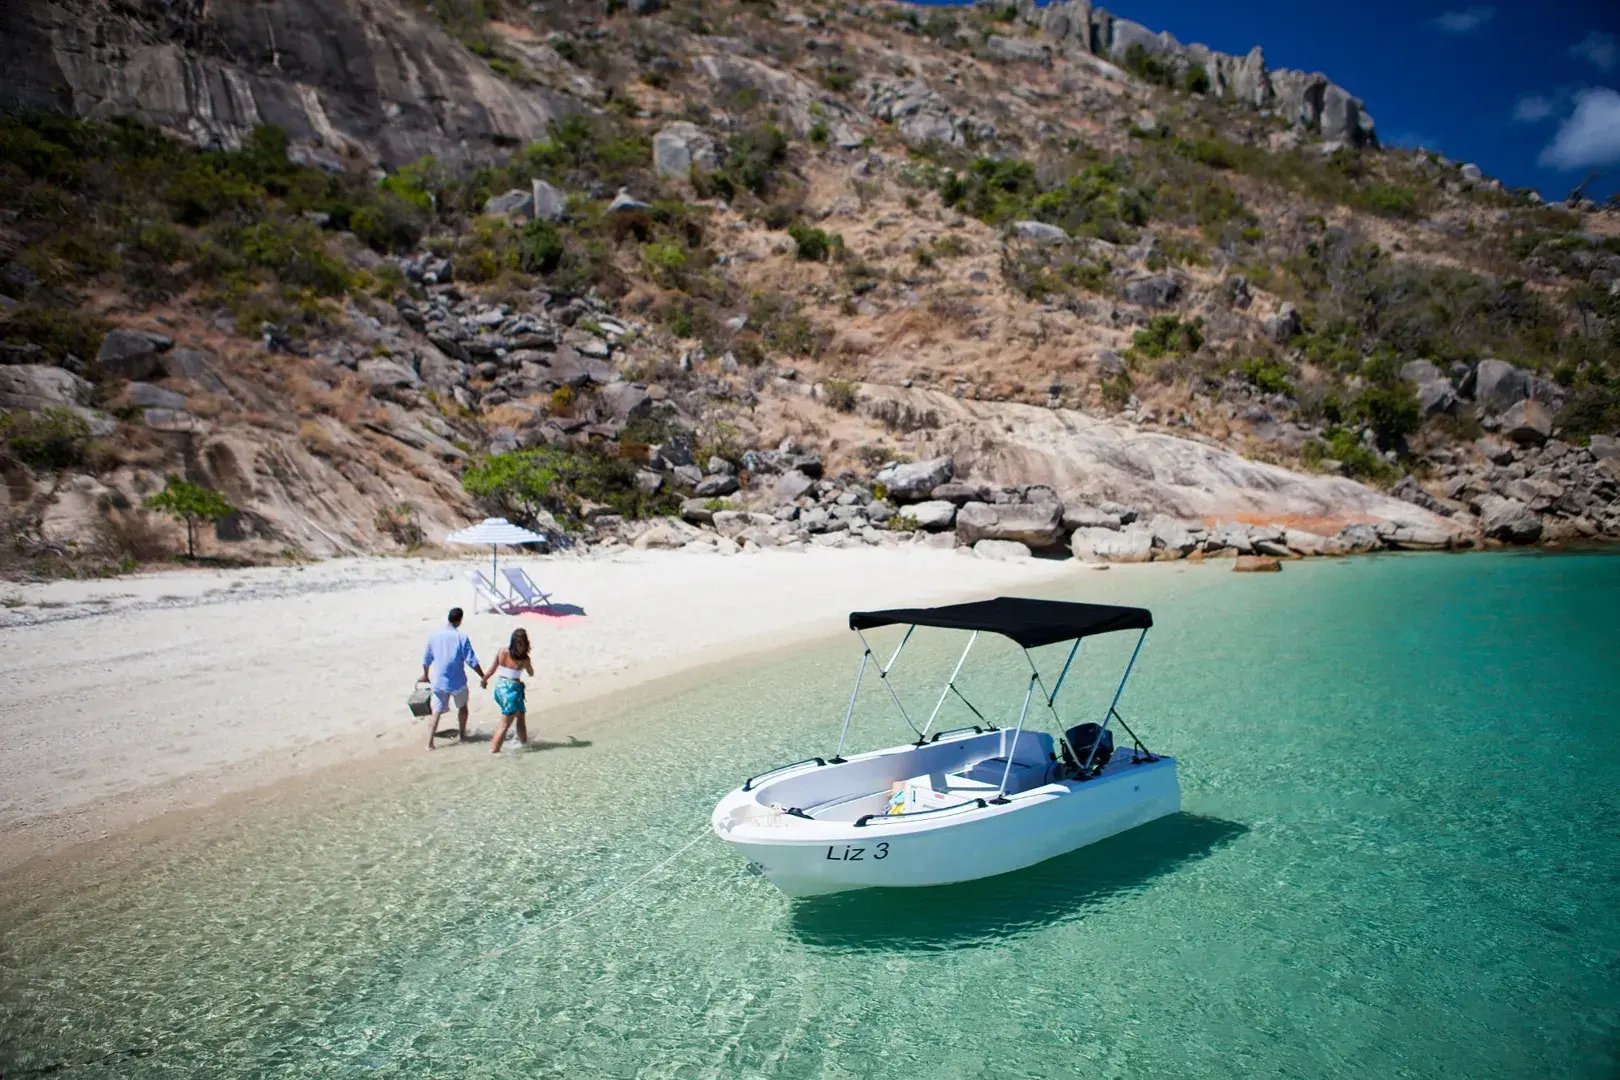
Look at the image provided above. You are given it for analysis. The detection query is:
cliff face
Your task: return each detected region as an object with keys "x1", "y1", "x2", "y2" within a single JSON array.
[
  {"x1": 1023, "y1": 0, "x2": 1377, "y2": 147},
  {"x1": 0, "y1": 0, "x2": 1613, "y2": 571},
  {"x1": 1, "y1": 0, "x2": 1377, "y2": 165},
  {"x1": 0, "y1": 0, "x2": 574, "y2": 167}
]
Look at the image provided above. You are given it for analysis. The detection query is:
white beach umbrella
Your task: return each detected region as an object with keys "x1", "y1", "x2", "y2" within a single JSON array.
[{"x1": 445, "y1": 517, "x2": 547, "y2": 580}]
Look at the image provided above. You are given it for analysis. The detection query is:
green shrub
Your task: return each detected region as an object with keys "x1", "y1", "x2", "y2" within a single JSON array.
[
  {"x1": 461, "y1": 446, "x2": 677, "y2": 526},
  {"x1": 0, "y1": 407, "x2": 92, "y2": 470},
  {"x1": 518, "y1": 218, "x2": 565, "y2": 274},
  {"x1": 130, "y1": 221, "x2": 190, "y2": 264},
  {"x1": 1100, "y1": 373, "x2": 1133, "y2": 410},
  {"x1": 822, "y1": 63, "x2": 857, "y2": 93},
  {"x1": 1176, "y1": 138, "x2": 1237, "y2": 170},
  {"x1": 1182, "y1": 64, "x2": 1212, "y2": 95},
  {"x1": 0, "y1": 116, "x2": 92, "y2": 183},
  {"x1": 725, "y1": 124, "x2": 790, "y2": 197},
  {"x1": 1357, "y1": 183, "x2": 1420, "y2": 219},
  {"x1": 1279, "y1": 233, "x2": 1572, "y2": 372},
  {"x1": 1122, "y1": 44, "x2": 1175, "y2": 88},
  {"x1": 1001, "y1": 244, "x2": 1111, "y2": 300},
  {"x1": 1555, "y1": 384, "x2": 1620, "y2": 443},
  {"x1": 1132, "y1": 315, "x2": 1203, "y2": 359},
  {"x1": 1350, "y1": 381, "x2": 1421, "y2": 448},
  {"x1": 144, "y1": 476, "x2": 236, "y2": 558},
  {"x1": 475, "y1": 116, "x2": 650, "y2": 198},
  {"x1": 486, "y1": 54, "x2": 533, "y2": 84},
  {"x1": 1232, "y1": 356, "x2": 1296, "y2": 396},
  {"x1": 164, "y1": 160, "x2": 264, "y2": 225},
  {"x1": 377, "y1": 158, "x2": 441, "y2": 215},
  {"x1": 640, "y1": 239, "x2": 690, "y2": 286},
  {"x1": 226, "y1": 220, "x2": 351, "y2": 295},
  {"x1": 787, "y1": 223, "x2": 841, "y2": 261},
  {"x1": 1030, "y1": 163, "x2": 1149, "y2": 242},
  {"x1": 0, "y1": 306, "x2": 109, "y2": 364},
  {"x1": 1302, "y1": 429, "x2": 1396, "y2": 485},
  {"x1": 619, "y1": 408, "x2": 689, "y2": 448},
  {"x1": 349, "y1": 193, "x2": 427, "y2": 254},
  {"x1": 938, "y1": 157, "x2": 1038, "y2": 222},
  {"x1": 822, "y1": 378, "x2": 859, "y2": 411},
  {"x1": 938, "y1": 154, "x2": 1148, "y2": 244}
]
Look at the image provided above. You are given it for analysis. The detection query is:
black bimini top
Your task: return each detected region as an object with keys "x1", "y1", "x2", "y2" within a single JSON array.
[{"x1": 849, "y1": 596, "x2": 1152, "y2": 650}]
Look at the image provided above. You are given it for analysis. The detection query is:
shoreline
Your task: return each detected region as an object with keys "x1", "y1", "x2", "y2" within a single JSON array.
[
  {"x1": 10, "y1": 543, "x2": 1600, "y2": 881},
  {"x1": 0, "y1": 545, "x2": 1116, "y2": 877},
  {"x1": 0, "y1": 619, "x2": 866, "y2": 892}
]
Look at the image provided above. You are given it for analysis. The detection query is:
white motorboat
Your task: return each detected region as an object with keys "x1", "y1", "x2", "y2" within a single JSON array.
[{"x1": 712, "y1": 597, "x2": 1179, "y2": 897}]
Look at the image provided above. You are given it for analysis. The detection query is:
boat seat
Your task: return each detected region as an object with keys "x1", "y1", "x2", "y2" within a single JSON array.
[
  {"x1": 954, "y1": 757, "x2": 1047, "y2": 795},
  {"x1": 900, "y1": 758, "x2": 1047, "y2": 811}
]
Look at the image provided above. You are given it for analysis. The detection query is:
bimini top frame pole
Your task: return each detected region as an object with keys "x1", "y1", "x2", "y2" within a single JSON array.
[
  {"x1": 993, "y1": 671, "x2": 1040, "y2": 802},
  {"x1": 1023, "y1": 639, "x2": 1088, "y2": 773},
  {"x1": 917, "y1": 630, "x2": 981, "y2": 744},
  {"x1": 832, "y1": 598, "x2": 1155, "y2": 770},
  {"x1": 832, "y1": 627, "x2": 923, "y2": 756},
  {"x1": 1082, "y1": 628, "x2": 1149, "y2": 773}
]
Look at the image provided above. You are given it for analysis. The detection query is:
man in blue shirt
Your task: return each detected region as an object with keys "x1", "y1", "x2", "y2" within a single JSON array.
[{"x1": 419, "y1": 607, "x2": 487, "y2": 750}]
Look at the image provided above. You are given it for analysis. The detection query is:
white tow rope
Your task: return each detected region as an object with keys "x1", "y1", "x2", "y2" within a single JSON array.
[{"x1": 478, "y1": 824, "x2": 712, "y2": 960}]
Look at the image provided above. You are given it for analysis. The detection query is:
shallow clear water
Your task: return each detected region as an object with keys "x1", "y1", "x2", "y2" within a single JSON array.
[{"x1": 2, "y1": 551, "x2": 1618, "y2": 1078}]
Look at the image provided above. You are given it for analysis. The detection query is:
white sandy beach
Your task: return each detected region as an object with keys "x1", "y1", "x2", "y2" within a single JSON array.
[{"x1": 0, "y1": 545, "x2": 1111, "y2": 872}]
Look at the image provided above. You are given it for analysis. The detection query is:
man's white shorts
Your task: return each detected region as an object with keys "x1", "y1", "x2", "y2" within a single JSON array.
[{"x1": 432, "y1": 687, "x2": 470, "y2": 714}]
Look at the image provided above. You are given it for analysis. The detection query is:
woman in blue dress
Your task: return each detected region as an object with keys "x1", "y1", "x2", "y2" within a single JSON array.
[{"x1": 483, "y1": 628, "x2": 534, "y2": 753}]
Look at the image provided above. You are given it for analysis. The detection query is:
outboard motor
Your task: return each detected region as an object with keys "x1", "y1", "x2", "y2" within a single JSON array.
[{"x1": 1062, "y1": 723, "x2": 1114, "y2": 775}]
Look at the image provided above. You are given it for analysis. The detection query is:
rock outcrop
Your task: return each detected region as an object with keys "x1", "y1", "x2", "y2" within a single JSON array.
[
  {"x1": 874, "y1": 456, "x2": 955, "y2": 502},
  {"x1": 864, "y1": 386, "x2": 1456, "y2": 531},
  {"x1": 955, "y1": 501, "x2": 1065, "y2": 549},
  {"x1": 1018, "y1": 1, "x2": 1376, "y2": 147},
  {"x1": 653, "y1": 122, "x2": 717, "y2": 180},
  {"x1": 0, "y1": 0, "x2": 574, "y2": 167},
  {"x1": 861, "y1": 78, "x2": 998, "y2": 149}
]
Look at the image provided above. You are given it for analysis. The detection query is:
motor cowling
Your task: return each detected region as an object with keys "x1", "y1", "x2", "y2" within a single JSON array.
[{"x1": 1062, "y1": 723, "x2": 1114, "y2": 773}]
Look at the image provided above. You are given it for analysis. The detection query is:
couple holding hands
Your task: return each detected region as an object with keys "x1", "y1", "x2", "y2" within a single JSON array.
[{"x1": 419, "y1": 607, "x2": 535, "y2": 753}]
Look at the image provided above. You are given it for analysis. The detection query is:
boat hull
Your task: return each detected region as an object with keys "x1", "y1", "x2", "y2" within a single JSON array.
[{"x1": 715, "y1": 756, "x2": 1180, "y2": 897}]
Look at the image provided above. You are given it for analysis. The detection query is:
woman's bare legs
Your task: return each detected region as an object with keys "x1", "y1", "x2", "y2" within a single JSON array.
[
  {"x1": 515, "y1": 711, "x2": 528, "y2": 746},
  {"x1": 491, "y1": 714, "x2": 514, "y2": 754}
]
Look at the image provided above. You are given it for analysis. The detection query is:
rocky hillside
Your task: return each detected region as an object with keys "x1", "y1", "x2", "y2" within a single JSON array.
[{"x1": 0, "y1": 0, "x2": 1616, "y2": 573}]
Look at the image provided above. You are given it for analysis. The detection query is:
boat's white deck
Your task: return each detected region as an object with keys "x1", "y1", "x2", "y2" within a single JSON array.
[
  {"x1": 793, "y1": 744, "x2": 1155, "y2": 823},
  {"x1": 801, "y1": 753, "x2": 1054, "y2": 822}
]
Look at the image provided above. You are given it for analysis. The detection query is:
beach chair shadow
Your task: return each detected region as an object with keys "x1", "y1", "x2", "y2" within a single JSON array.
[
  {"x1": 785, "y1": 812, "x2": 1248, "y2": 953},
  {"x1": 519, "y1": 602, "x2": 586, "y2": 618}
]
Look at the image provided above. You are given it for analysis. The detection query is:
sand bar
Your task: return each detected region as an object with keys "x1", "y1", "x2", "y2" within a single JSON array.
[{"x1": 0, "y1": 546, "x2": 1087, "y2": 872}]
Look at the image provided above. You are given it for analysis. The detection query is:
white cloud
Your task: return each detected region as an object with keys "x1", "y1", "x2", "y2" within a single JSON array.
[
  {"x1": 1539, "y1": 87, "x2": 1620, "y2": 170},
  {"x1": 1513, "y1": 94, "x2": 1556, "y2": 123},
  {"x1": 1571, "y1": 31, "x2": 1617, "y2": 71},
  {"x1": 1432, "y1": 7, "x2": 1494, "y2": 33}
]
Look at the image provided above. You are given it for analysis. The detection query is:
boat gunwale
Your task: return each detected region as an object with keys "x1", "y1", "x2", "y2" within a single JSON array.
[{"x1": 713, "y1": 748, "x2": 1178, "y2": 844}]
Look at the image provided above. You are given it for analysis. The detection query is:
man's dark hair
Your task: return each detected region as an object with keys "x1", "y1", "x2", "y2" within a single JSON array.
[{"x1": 448, "y1": 607, "x2": 464, "y2": 626}]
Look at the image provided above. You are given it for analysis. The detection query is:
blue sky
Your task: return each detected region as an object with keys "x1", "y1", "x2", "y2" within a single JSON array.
[{"x1": 907, "y1": 1, "x2": 1620, "y2": 200}]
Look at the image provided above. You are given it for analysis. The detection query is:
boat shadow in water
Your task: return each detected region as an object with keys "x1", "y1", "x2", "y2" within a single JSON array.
[{"x1": 786, "y1": 812, "x2": 1247, "y2": 953}]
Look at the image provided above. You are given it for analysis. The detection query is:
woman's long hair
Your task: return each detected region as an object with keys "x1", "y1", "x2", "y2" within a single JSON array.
[{"x1": 509, "y1": 628, "x2": 530, "y2": 663}]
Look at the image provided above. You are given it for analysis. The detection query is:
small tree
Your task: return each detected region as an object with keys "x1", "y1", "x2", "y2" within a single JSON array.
[{"x1": 144, "y1": 477, "x2": 235, "y2": 558}]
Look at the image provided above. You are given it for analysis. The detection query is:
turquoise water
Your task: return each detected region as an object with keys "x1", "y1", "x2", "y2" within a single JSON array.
[{"x1": 2, "y1": 551, "x2": 1618, "y2": 1078}]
